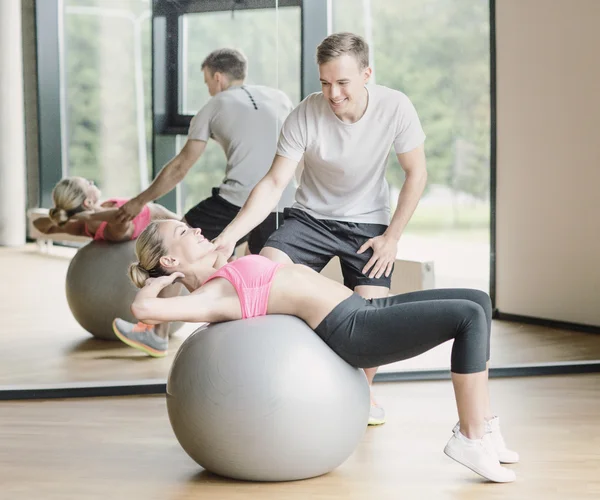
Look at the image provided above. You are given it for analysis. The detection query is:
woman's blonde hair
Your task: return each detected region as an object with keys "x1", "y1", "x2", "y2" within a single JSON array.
[
  {"x1": 128, "y1": 221, "x2": 169, "y2": 288},
  {"x1": 49, "y1": 177, "x2": 87, "y2": 226}
]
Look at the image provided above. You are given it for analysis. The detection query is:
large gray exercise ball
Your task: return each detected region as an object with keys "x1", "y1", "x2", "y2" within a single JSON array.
[
  {"x1": 166, "y1": 315, "x2": 370, "y2": 482},
  {"x1": 65, "y1": 240, "x2": 182, "y2": 341}
]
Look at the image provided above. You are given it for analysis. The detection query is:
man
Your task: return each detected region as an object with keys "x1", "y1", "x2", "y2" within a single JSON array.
[
  {"x1": 213, "y1": 33, "x2": 428, "y2": 426},
  {"x1": 112, "y1": 48, "x2": 297, "y2": 349}
]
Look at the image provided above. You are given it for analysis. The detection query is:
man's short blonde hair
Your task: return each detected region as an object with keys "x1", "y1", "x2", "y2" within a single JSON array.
[
  {"x1": 201, "y1": 48, "x2": 247, "y2": 80},
  {"x1": 316, "y1": 32, "x2": 369, "y2": 69}
]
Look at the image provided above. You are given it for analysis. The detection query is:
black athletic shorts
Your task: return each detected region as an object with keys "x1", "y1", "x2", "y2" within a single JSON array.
[
  {"x1": 183, "y1": 188, "x2": 284, "y2": 255},
  {"x1": 264, "y1": 207, "x2": 393, "y2": 289}
]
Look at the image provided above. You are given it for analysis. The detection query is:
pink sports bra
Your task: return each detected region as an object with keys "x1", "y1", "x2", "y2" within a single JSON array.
[
  {"x1": 203, "y1": 255, "x2": 284, "y2": 319},
  {"x1": 84, "y1": 198, "x2": 151, "y2": 241}
]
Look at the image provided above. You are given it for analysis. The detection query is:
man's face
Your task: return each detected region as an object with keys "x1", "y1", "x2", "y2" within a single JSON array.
[
  {"x1": 203, "y1": 67, "x2": 222, "y2": 96},
  {"x1": 319, "y1": 54, "x2": 371, "y2": 116}
]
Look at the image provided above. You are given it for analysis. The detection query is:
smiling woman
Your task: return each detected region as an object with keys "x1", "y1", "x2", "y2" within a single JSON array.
[
  {"x1": 127, "y1": 221, "x2": 217, "y2": 289},
  {"x1": 111, "y1": 218, "x2": 520, "y2": 483},
  {"x1": 32, "y1": 176, "x2": 178, "y2": 242}
]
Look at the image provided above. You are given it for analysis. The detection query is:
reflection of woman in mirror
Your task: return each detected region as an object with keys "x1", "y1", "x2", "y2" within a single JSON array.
[
  {"x1": 114, "y1": 219, "x2": 519, "y2": 484},
  {"x1": 33, "y1": 177, "x2": 178, "y2": 242}
]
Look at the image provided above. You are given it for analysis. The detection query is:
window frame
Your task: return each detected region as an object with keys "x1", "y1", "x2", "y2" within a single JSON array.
[{"x1": 153, "y1": 0, "x2": 304, "y2": 136}]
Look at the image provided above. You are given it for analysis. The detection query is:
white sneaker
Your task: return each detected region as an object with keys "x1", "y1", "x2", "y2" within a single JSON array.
[
  {"x1": 452, "y1": 417, "x2": 519, "y2": 464},
  {"x1": 368, "y1": 402, "x2": 386, "y2": 426},
  {"x1": 444, "y1": 431, "x2": 516, "y2": 483},
  {"x1": 487, "y1": 416, "x2": 520, "y2": 464}
]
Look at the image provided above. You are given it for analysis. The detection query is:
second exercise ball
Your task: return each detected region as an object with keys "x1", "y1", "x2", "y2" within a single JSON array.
[{"x1": 65, "y1": 240, "x2": 182, "y2": 340}]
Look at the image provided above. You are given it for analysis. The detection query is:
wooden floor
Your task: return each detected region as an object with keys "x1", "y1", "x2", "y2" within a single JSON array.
[
  {"x1": 1, "y1": 374, "x2": 599, "y2": 499},
  {"x1": 1, "y1": 244, "x2": 203, "y2": 386},
  {"x1": 2, "y1": 244, "x2": 600, "y2": 387}
]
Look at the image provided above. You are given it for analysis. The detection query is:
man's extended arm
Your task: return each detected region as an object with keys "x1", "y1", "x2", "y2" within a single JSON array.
[
  {"x1": 385, "y1": 143, "x2": 428, "y2": 240},
  {"x1": 358, "y1": 143, "x2": 427, "y2": 279},
  {"x1": 116, "y1": 140, "x2": 207, "y2": 222},
  {"x1": 212, "y1": 154, "x2": 299, "y2": 257}
]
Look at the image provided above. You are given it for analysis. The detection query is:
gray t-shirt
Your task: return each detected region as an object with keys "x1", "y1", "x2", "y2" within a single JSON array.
[
  {"x1": 276, "y1": 84, "x2": 426, "y2": 224},
  {"x1": 188, "y1": 84, "x2": 297, "y2": 210}
]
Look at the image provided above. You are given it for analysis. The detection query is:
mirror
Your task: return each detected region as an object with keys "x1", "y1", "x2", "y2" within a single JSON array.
[
  {"x1": 4, "y1": 0, "x2": 303, "y2": 390},
  {"x1": 3, "y1": 0, "x2": 599, "y2": 397}
]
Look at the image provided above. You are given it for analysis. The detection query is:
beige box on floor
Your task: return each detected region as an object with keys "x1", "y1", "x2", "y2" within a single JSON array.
[{"x1": 321, "y1": 256, "x2": 435, "y2": 295}]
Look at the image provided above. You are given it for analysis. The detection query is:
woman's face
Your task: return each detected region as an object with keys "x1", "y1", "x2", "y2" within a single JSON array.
[
  {"x1": 75, "y1": 177, "x2": 101, "y2": 205},
  {"x1": 158, "y1": 220, "x2": 215, "y2": 270}
]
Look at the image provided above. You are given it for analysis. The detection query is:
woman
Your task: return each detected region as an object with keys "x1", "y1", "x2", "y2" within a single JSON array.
[
  {"x1": 118, "y1": 219, "x2": 519, "y2": 483},
  {"x1": 33, "y1": 176, "x2": 178, "y2": 242}
]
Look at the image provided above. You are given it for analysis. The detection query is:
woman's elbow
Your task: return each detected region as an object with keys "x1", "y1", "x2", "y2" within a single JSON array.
[
  {"x1": 131, "y1": 300, "x2": 155, "y2": 324},
  {"x1": 33, "y1": 221, "x2": 50, "y2": 234}
]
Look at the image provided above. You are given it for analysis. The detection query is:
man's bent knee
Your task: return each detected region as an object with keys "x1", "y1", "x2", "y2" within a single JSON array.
[{"x1": 354, "y1": 285, "x2": 389, "y2": 299}]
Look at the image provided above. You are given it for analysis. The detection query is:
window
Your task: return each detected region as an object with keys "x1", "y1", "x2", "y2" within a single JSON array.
[
  {"x1": 332, "y1": 0, "x2": 491, "y2": 291},
  {"x1": 181, "y1": 7, "x2": 301, "y2": 114},
  {"x1": 176, "y1": 5, "x2": 301, "y2": 212},
  {"x1": 62, "y1": 0, "x2": 153, "y2": 199}
]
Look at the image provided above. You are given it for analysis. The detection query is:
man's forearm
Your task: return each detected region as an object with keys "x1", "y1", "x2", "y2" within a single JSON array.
[
  {"x1": 135, "y1": 159, "x2": 185, "y2": 205},
  {"x1": 385, "y1": 171, "x2": 427, "y2": 240},
  {"x1": 220, "y1": 178, "x2": 284, "y2": 242}
]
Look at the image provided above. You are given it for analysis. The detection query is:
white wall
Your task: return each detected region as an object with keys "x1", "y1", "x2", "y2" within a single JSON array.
[
  {"x1": 495, "y1": 0, "x2": 600, "y2": 325},
  {"x1": 0, "y1": 0, "x2": 26, "y2": 246}
]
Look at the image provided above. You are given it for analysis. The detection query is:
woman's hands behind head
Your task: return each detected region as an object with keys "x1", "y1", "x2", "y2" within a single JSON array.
[{"x1": 143, "y1": 272, "x2": 185, "y2": 289}]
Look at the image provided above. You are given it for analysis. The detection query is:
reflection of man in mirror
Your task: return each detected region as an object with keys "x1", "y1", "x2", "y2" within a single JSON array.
[
  {"x1": 213, "y1": 33, "x2": 427, "y2": 426},
  {"x1": 114, "y1": 48, "x2": 297, "y2": 334}
]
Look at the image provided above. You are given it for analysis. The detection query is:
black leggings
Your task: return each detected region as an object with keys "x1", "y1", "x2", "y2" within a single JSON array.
[{"x1": 314, "y1": 288, "x2": 492, "y2": 374}]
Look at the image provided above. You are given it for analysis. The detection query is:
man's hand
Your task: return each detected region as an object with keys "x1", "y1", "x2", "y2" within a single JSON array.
[
  {"x1": 212, "y1": 234, "x2": 237, "y2": 260},
  {"x1": 357, "y1": 233, "x2": 399, "y2": 279},
  {"x1": 116, "y1": 198, "x2": 145, "y2": 223}
]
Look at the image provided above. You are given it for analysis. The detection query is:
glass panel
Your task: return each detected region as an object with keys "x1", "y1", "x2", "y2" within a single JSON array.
[
  {"x1": 181, "y1": 7, "x2": 301, "y2": 114},
  {"x1": 62, "y1": 0, "x2": 153, "y2": 199},
  {"x1": 178, "y1": 6, "x2": 301, "y2": 214},
  {"x1": 7, "y1": 0, "x2": 301, "y2": 391},
  {"x1": 332, "y1": 0, "x2": 491, "y2": 292},
  {"x1": 176, "y1": 135, "x2": 227, "y2": 214}
]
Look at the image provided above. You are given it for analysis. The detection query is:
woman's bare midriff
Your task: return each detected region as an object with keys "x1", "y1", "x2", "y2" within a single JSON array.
[{"x1": 268, "y1": 264, "x2": 354, "y2": 329}]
